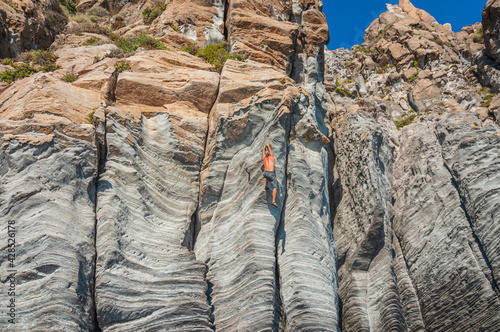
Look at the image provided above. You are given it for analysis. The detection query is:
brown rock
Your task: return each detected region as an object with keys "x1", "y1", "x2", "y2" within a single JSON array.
[
  {"x1": 403, "y1": 67, "x2": 418, "y2": 81},
  {"x1": 408, "y1": 78, "x2": 441, "y2": 112},
  {"x1": 483, "y1": 0, "x2": 500, "y2": 63},
  {"x1": 0, "y1": 0, "x2": 67, "y2": 58},
  {"x1": 389, "y1": 43, "x2": 411, "y2": 61}
]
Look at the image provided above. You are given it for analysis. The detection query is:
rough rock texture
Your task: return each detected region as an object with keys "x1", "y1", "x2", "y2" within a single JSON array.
[
  {"x1": 0, "y1": 75, "x2": 99, "y2": 330},
  {"x1": 1, "y1": 0, "x2": 500, "y2": 331},
  {"x1": 483, "y1": 0, "x2": 500, "y2": 64},
  {"x1": 93, "y1": 52, "x2": 219, "y2": 330},
  {"x1": 393, "y1": 115, "x2": 500, "y2": 331},
  {"x1": 0, "y1": 0, "x2": 67, "y2": 58},
  {"x1": 325, "y1": 0, "x2": 500, "y2": 331}
]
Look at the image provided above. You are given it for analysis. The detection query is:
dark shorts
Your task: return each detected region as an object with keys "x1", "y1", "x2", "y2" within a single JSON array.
[{"x1": 263, "y1": 170, "x2": 278, "y2": 189}]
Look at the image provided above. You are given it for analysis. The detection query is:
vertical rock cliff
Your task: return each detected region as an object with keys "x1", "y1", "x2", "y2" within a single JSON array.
[{"x1": 1, "y1": 0, "x2": 500, "y2": 331}]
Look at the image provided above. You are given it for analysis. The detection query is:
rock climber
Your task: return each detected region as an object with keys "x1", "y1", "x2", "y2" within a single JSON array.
[{"x1": 262, "y1": 144, "x2": 278, "y2": 207}]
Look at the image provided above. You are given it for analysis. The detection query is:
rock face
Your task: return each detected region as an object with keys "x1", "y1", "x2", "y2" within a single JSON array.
[
  {"x1": 1, "y1": 0, "x2": 500, "y2": 331},
  {"x1": 325, "y1": 0, "x2": 500, "y2": 331},
  {"x1": 0, "y1": 75, "x2": 99, "y2": 330},
  {"x1": 0, "y1": 0, "x2": 67, "y2": 58},
  {"x1": 483, "y1": 0, "x2": 500, "y2": 64}
]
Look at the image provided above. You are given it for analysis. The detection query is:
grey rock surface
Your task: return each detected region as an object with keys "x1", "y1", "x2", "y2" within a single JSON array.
[
  {"x1": 94, "y1": 108, "x2": 214, "y2": 331},
  {"x1": 194, "y1": 60, "x2": 295, "y2": 331},
  {"x1": 437, "y1": 116, "x2": 500, "y2": 290},
  {"x1": 330, "y1": 104, "x2": 410, "y2": 332},
  {"x1": 0, "y1": 121, "x2": 97, "y2": 331},
  {"x1": 277, "y1": 53, "x2": 340, "y2": 331},
  {"x1": 393, "y1": 115, "x2": 500, "y2": 331}
]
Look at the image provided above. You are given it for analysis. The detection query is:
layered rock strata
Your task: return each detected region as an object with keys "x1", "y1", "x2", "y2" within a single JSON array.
[
  {"x1": 326, "y1": 0, "x2": 500, "y2": 331},
  {"x1": 1, "y1": 0, "x2": 500, "y2": 331}
]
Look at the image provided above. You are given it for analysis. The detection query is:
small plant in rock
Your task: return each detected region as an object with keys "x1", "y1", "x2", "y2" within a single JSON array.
[
  {"x1": 167, "y1": 60, "x2": 181, "y2": 66},
  {"x1": 408, "y1": 71, "x2": 419, "y2": 83},
  {"x1": 63, "y1": 72, "x2": 77, "y2": 82},
  {"x1": 279, "y1": 77, "x2": 287, "y2": 84},
  {"x1": 113, "y1": 33, "x2": 169, "y2": 53},
  {"x1": 195, "y1": 42, "x2": 245, "y2": 71},
  {"x1": 142, "y1": 0, "x2": 166, "y2": 25},
  {"x1": 94, "y1": 55, "x2": 101, "y2": 62},
  {"x1": 168, "y1": 24, "x2": 181, "y2": 32},
  {"x1": 413, "y1": 60, "x2": 419, "y2": 68},
  {"x1": 2, "y1": 58, "x2": 15, "y2": 66},
  {"x1": 82, "y1": 37, "x2": 101, "y2": 46},
  {"x1": 353, "y1": 45, "x2": 369, "y2": 55},
  {"x1": 335, "y1": 79, "x2": 341, "y2": 87},
  {"x1": 182, "y1": 44, "x2": 199, "y2": 55},
  {"x1": 114, "y1": 61, "x2": 131, "y2": 72},
  {"x1": 335, "y1": 87, "x2": 354, "y2": 98},
  {"x1": 480, "y1": 93, "x2": 496, "y2": 107},
  {"x1": 474, "y1": 122, "x2": 480, "y2": 127},
  {"x1": 88, "y1": 108, "x2": 97, "y2": 124},
  {"x1": 394, "y1": 113, "x2": 416, "y2": 130},
  {"x1": 0, "y1": 50, "x2": 60, "y2": 83}
]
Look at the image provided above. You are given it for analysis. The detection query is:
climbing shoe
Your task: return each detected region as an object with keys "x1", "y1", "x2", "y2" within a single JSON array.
[{"x1": 272, "y1": 202, "x2": 278, "y2": 207}]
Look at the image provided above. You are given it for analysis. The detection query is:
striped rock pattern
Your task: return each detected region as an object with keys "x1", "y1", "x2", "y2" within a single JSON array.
[
  {"x1": 0, "y1": 75, "x2": 99, "y2": 330},
  {"x1": 195, "y1": 60, "x2": 295, "y2": 331},
  {"x1": 93, "y1": 53, "x2": 220, "y2": 330},
  {"x1": 393, "y1": 115, "x2": 500, "y2": 331}
]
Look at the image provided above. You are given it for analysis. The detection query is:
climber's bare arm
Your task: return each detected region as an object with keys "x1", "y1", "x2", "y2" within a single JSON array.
[{"x1": 267, "y1": 144, "x2": 273, "y2": 156}]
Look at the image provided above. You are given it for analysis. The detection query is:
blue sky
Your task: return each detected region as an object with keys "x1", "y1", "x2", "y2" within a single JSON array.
[{"x1": 324, "y1": 0, "x2": 487, "y2": 50}]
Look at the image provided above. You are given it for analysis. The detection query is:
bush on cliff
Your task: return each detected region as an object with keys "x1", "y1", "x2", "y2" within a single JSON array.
[
  {"x1": 196, "y1": 42, "x2": 245, "y2": 70},
  {"x1": 113, "y1": 33, "x2": 169, "y2": 53},
  {"x1": 142, "y1": 0, "x2": 166, "y2": 24},
  {"x1": 0, "y1": 50, "x2": 60, "y2": 83}
]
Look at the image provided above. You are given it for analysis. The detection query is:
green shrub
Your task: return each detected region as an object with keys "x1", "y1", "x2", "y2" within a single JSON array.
[
  {"x1": 24, "y1": 50, "x2": 58, "y2": 66},
  {"x1": 408, "y1": 71, "x2": 419, "y2": 83},
  {"x1": 335, "y1": 79, "x2": 341, "y2": 87},
  {"x1": 2, "y1": 58, "x2": 14, "y2": 66},
  {"x1": 195, "y1": 42, "x2": 245, "y2": 70},
  {"x1": 142, "y1": 1, "x2": 166, "y2": 24},
  {"x1": 88, "y1": 110, "x2": 95, "y2": 124},
  {"x1": 182, "y1": 44, "x2": 199, "y2": 55},
  {"x1": 279, "y1": 77, "x2": 286, "y2": 84},
  {"x1": 394, "y1": 114, "x2": 416, "y2": 130},
  {"x1": 87, "y1": 6, "x2": 110, "y2": 17},
  {"x1": 413, "y1": 60, "x2": 419, "y2": 68},
  {"x1": 60, "y1": 0, "x2": 77, "y2": 15},
  {"x1": 335, "y1": 87, "x2": 354, "y2": 98},
  {"x1": 0, "y1": 50, "x2": 60, "y2": 83},
  {"x1": 82, "y1": 37, "x2": 101, "y2": 46},
  {"x1": 114, "y1": 61, "x2": 131, "y2": 72},
  {"x1": 113, "y1": 33, "x2": 169, "y2": 53},
  {"x1": 63, "y1": 72, "x2": 77, "y2": 82},
  {"x1": 86, "y1": 6, "x2": 110, "y2": 22},
  {"x1": 168, "y1": 23, "x2": 180, "y2": 31},
  {"x1": 0, "y1": 64, "x2": 37, "y2": 83},
  {"x1": 472, "y1": 35, "x2": 484, "y2": 43}
]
